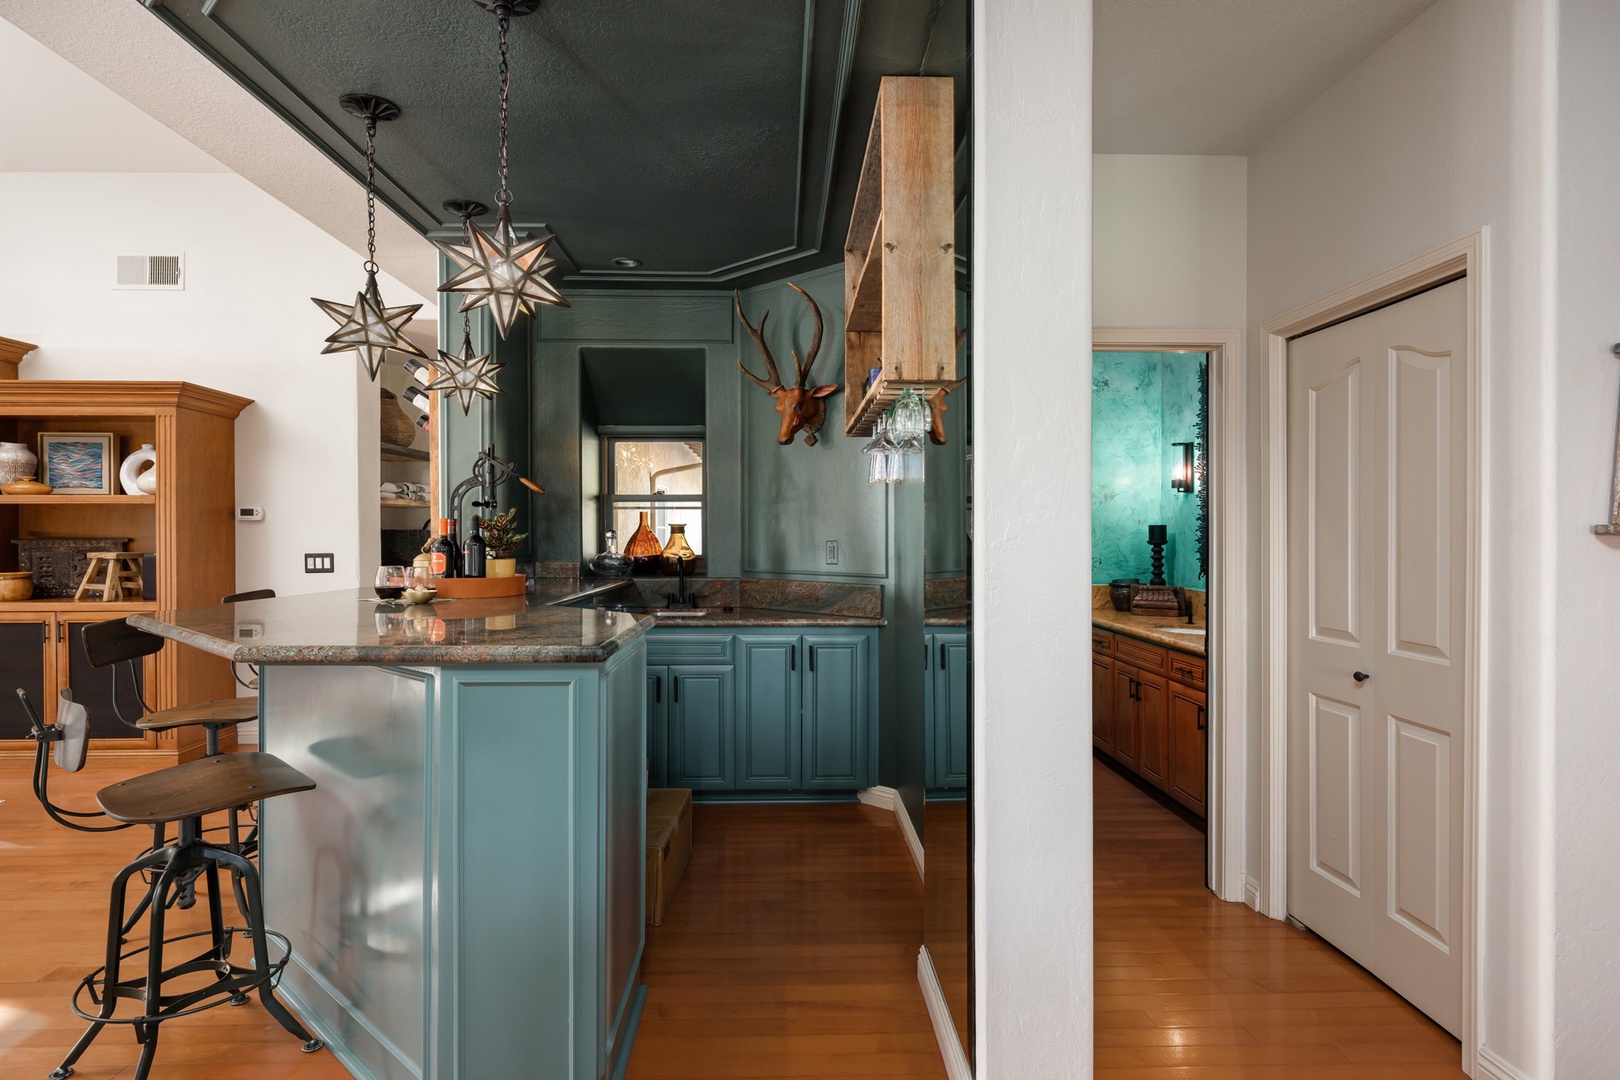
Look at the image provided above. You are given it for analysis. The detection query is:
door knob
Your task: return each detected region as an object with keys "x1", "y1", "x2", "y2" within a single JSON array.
[{"x1": 1353, "y1": 671, "x2": 1371, "y2": 683}]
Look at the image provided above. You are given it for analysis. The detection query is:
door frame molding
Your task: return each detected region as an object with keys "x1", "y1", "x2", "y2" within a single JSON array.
[
  {"x1": 1259, "y1": 229, "x2": 1486, "y2": 1074},
  {"x1": 1092, "y1": 327, "x2": 1247, "y2": 904}
]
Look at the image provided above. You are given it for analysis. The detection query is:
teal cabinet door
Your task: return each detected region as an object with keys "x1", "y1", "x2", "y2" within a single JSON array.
[
  {"x1": 803, "y1": 633, "x2": 871, "y2": 790},
  {"x1": 924, "y1": 634, "x2": 938, "y2": 788},
  {"x1": 668, "y1": 666, "x2": 735, "y2": 790},
  {"x1": 646, "y1": 665, "x2": 669, "y2": 789},
  {"x1": 736, "y1": 636, "x2": 801, "y2": 790},
  {"x1": 933, "y1": 631, "x2": 969, "y2": 790}
]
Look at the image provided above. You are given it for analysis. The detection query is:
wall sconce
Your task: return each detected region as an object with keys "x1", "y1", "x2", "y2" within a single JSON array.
[{"x1": 1171, "y1": 441, "x2": 1195, "y2": 493}]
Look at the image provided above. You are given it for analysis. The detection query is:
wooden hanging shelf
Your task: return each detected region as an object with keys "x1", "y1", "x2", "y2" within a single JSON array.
[{"x1": 842, "y1": 76, "x2": 956, "y2": 437}]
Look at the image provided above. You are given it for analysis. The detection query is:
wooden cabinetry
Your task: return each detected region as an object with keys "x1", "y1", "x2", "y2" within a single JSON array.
[
  {"x1": 842, "y1": 76, "x2": 957, "y2": 436},
  {"x1": 1093, "y1": 627, "x2": 1207, "y2": 819},
  {"x1": 0, "y1": 382, "x2": 251, "y2": 761}
]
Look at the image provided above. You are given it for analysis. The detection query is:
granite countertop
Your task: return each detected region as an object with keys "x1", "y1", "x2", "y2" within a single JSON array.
[
  {"x1": 925, "y1": 607, "x2": 968, "y2": 627},
  {"x1": 131, "y1": 584, "x2": 656, "y2": 665},
  {"x1": 657, "y1": 607, "x2": 884, "y2": 628},
  {"x1": 1091, "y1": 606, "x2": 1207, "y2": 657}
]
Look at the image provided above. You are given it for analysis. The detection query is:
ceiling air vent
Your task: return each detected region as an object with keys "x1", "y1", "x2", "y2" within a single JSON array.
[{"x1": 114, "y1": 254, "x2": 184, "y2": 290}]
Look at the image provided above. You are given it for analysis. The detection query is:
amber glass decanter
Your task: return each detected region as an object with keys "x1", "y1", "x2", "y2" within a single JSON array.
[{"x1": 660, "y1": 523, "x2": 696, "y2": 571}]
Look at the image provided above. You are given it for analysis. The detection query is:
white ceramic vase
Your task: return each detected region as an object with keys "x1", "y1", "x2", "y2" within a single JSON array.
[
  {"x1": 120, "y1": 443, "x2": 157, "y2": 495},
  {"x1": 135, "y1": 466, "x2": 158, "y2": 495},
  {"x1": 0, "y1": 441, "x2": 37, "y2": 486}
]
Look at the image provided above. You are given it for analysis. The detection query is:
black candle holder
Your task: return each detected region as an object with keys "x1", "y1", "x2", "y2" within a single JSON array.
[{"x1": 1147, "y1": 524, "x2": 1168, "y2": 586}]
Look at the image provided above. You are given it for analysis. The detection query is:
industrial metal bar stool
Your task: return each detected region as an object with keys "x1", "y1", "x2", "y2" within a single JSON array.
[{"x1": 16, "y1": 690, "x2": 326, "y2": 1080}]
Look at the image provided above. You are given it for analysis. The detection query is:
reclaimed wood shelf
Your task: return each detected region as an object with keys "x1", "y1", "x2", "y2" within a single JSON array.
[
  {"x1": 381, "y1": 497, "x2": 430, "y2": 509},
  {"x1": 0, "y1": 494, "x2": 155, "y2": 505},
  {"x1": 381, "y1": 444, "x2": 430, "y2": 463},
  {"x1": 842, "y1": 76, "x2": 956, "y2": 437}
]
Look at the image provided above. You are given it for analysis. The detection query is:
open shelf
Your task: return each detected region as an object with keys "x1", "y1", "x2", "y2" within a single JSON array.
[
  {"x1": 0, "y1": 493, "x2": 155, "y2": 505},
  {"x1": 382, "y1": 497, "x2": 430, "y2": 509},
  {"x1": 382, "y1": 444, "x2": 430, "y2": 463}
]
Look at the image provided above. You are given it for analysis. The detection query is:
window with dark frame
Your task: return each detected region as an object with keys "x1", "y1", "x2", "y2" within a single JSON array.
[{"x1": 604, "y1": 438, "x2": 705, "y2": 564}]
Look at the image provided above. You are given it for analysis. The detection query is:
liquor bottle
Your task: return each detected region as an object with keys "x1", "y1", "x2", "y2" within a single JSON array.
[
  {"x1": 429, "y1": 517, "x2": 460, "y2": 578},
  {"x1": 462, "y1": 516, "x2": 487, "y2": 578}
]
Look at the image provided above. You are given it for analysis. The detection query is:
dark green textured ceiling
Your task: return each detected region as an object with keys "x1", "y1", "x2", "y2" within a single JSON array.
[{"x1": 140, "y1": 0, "x2": 968, "y2": 289}]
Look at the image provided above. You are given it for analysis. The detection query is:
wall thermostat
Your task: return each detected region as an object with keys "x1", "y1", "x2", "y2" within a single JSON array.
[{"x1": 237, "y1": 507, "x2": 265, "y2": 521}]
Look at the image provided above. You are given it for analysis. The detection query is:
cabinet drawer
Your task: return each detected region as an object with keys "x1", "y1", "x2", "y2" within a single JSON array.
[
  {"x1": 1091, "y1": 629, "x2": 1112, "y2": 655},
  {"x1": 646, "y1": 632, "x2": 734, "y2": 666},
  {"x1": 1113, "y1": 634, "x2": 1167, "y2": 673},
  {"x1": 1169, "y1": 653, "x2": 1206, "y2": 689}
]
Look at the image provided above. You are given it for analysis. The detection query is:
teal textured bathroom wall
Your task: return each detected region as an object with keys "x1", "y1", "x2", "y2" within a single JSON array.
[{"x1": 1092, "y1": 351, "x2": 1205, "y2": 588}]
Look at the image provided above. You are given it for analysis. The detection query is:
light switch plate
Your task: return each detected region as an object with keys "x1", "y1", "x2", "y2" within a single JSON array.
[
  {"x1": 304, "y1": 553, "x2": 335, "y2": 574},
  {"x1": 825, "y1": 540, "x2": 840, "y2": 565}
]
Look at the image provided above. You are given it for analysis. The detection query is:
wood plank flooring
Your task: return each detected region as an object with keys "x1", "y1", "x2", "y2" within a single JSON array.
[
  {"x1": 1093, "y1": 757, "x2": 1468, "y2": 1079},
  {"x1": 626, "y1": 802, "x2": 944, "y2": 1079}
]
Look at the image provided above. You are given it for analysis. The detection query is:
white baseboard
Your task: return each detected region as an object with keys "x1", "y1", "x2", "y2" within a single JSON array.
[
  {"x1": 1243, "y1": 875, "x2": 1260, "y2": 911},
  {"x1": 1476, "y1": 1046, "x2": 1532, "y2": 1080},
  {"x1": 917, "y1": 946, "x2": 972, "y2": 1080},
  {"x1": 858, "y1": 785, "x2": 924, "y2": 879}
]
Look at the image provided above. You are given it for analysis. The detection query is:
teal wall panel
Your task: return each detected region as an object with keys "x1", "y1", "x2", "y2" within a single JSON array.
[{"x1": 1091, "y1": 351, "x2": 1206, "y2": 588}]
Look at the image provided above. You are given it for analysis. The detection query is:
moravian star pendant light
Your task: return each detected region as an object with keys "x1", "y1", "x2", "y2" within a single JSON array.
[
  {"x1": 312, "y1": 95, "x2": 430, "y2": 380},
  {"x1": 430, "y1": 199, "x2": 506, "y2": 416},
  {"x1": 436, "y1": 0, "x2": 570, "y2": 340}
]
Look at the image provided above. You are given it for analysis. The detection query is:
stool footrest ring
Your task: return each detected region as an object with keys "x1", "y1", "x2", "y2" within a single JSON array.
[{"x1": 69, "y1": 926, "x2": 292, "y2": 1026}]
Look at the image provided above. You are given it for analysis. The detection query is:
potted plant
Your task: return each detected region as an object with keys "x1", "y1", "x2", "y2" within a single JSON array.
[{"x1": 478, "y1": 508, "x2": 528, "y2": 578}]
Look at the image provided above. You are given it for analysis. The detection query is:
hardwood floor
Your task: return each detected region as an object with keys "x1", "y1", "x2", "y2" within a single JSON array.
[
  {"x1": 1093, "y1": 757, "x2": 1469, "y2": 1079},
  {"x1": 626, "y1": 802, "x2": 944, "y2": 1080}
]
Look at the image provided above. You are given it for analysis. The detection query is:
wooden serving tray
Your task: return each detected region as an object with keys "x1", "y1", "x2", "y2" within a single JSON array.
[{"x1": 430, "y1": 575, "x2": 527, "y2": 599}]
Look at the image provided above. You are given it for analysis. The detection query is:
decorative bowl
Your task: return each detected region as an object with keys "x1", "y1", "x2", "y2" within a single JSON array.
[
  {"x1": 2, "y1": 476, "x2": 53, "y2": 496},
  {"x1": 402, "y1": 586, "x2": 437, "y2": 605},
  {"x1": 0, "y1": 571, "x2": 34, "y2": 601}
]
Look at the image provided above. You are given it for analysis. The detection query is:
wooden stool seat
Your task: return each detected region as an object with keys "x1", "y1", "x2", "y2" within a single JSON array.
[
  {"x1": 97, "y1": 752, "x2": 314, "y2": 825},
  {"x1": 74, "y1": 552, "x2": 148, "y2": 602},
  {"x1": 134, "y1": 697, "x2": 260, "y2": 732}
]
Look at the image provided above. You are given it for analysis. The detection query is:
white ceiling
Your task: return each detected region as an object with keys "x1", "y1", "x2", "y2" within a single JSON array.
[
  {"x1": 1094, "y1": 0, "x2": 1440, "y2": 155},
  {"x1": 0, "y1": 3, "x2": 438, "y2": 299},
  {"x1": 0, "y1": 17, "x2": 225, "y2": 173}
]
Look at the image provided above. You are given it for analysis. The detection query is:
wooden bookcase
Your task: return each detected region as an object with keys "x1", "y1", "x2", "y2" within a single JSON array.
[
  {"x1": 0, "y1": 381, "x2": 252, "y2": 763},
  {"x1": 843, "y1": 76, "x2": 957, "y2": 437}
]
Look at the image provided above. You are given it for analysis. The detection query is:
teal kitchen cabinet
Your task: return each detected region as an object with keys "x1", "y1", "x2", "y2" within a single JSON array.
[
  {"x1": 668, "y1": 666, "x2": 736, "y2": 790},
  {"x1": 647, "y1": 628, "x2": 876, "y2": 795},
  {"x1": 737, "y1": 636, "x2": 802, "y2": 789},
  {"x1": 802, "y1": 634, "x2": 871, "y2": 790},
  {"x1": 926, "y1": 630, "x2": 969, "y2": 790},
  {"x1": 646, "y1": 666, "x2": 669, "y2": 788}
]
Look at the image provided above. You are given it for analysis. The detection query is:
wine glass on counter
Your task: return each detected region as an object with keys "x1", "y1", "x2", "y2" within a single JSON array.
[{"x1": 374, "y1": 565, "x2": 406, "y2": 601}]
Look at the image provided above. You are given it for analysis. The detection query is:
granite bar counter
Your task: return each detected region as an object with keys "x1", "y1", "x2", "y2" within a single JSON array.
[{"x1": 131, "y1": 584, "x2": 651, "y2": 1080}]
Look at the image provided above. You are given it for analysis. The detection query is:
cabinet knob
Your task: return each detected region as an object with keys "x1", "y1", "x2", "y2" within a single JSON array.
[{"x1": 1353, "y1": 671, "x2": 1371, "y2": 683}]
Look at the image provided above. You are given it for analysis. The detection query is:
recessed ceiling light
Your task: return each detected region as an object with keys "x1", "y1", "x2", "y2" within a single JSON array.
[{"x1": 612, "y1": 257, "x2": 642, "y2": 268}]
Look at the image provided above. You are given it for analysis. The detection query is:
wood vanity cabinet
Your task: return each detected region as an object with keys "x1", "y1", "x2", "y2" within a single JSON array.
[{"x1": 1093, "y1": 627, "x2": 1207, "y2": 819}]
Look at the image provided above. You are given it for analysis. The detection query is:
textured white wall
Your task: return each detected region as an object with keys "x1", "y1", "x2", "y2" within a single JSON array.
[
  {"x1": 0, "y1": 171, "x2": 427, "y2": 600},
  {"x1": 1093, "y1": 154, "x2": 1247, "y2": 330},
  {"x1": 1247, "y1": 0, "x2": 1554, "y2": 1073},
  {"x1": 1552, "y1": 0, "x2": 1620, "y2": 1072},
  {"x1": 973, "y1": 1, "x2": 1095, "y2": 1075}
]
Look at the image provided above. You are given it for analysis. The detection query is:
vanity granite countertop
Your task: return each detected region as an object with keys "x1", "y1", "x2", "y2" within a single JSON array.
[
  {"x1": 130, "y1": 584, "x2": 883, "y2": 666},
  {"x1": 1091, "y1": 606, "x2": 1207, "y2": 658},
  {"x1": 925, "y1": 607, "x2": 969, "y2": 627}
]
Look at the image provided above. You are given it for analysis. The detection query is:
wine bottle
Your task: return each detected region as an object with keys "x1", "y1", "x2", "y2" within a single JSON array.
[
  {"x1": 462, "y1": 516, "x2": 487, "y2": 578},
  {"x1": 429, "y1": 517, "x2": 460, "y2": 578}
]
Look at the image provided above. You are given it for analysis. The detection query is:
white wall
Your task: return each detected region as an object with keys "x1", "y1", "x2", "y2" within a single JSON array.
[
  {"x1": 973, "y1": 1, "x2": 1094, "y2": 1075},
  {"x1": 1246, "y1": 0, "x2": 1554, "y2": 1073},
  {"x1": 1093, "y1": 154, "x2": 1247, "y2": 330},
  {"x1": 0, "y1": 171, "x2": 427, "y2": 598},
  {"x1": 1552, "y1": 0, "x2": 1620, "y2": 1073}
]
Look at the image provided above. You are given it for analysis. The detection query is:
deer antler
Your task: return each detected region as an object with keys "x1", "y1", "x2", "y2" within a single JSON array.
[
  {"x1": 786, "y1": 282, "x2": 823, "y2": 389},
  {"x1": 735, "y1": 291, "x2": 783, "y2": 392}
]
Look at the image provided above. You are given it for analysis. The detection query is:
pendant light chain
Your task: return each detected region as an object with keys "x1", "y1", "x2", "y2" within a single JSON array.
[
  {"x1": 496, "y1": 11, "x2": 512, "y2": 207},
  {"x1": 364, "y1": 116, "x2": 379, "y2": 274}
]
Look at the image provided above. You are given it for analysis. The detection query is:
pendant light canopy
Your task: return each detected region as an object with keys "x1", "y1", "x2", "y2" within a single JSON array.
[
  {"x1": 311, "y1": 94, "x2": 429, "y2": 381},
  {"x1": 436, "y1": 0, "x2": 569, "y2": 340}
]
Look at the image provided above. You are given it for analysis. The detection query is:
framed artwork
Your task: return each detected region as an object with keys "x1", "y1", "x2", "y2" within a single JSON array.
[{"x1": 38, "y1": 432, "x2": 117, "y2": 495}]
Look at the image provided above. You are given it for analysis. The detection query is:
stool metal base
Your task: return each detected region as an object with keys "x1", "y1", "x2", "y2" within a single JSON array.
[{"x1": 49, "y1": 825, "x2": 323, "y2": 1080}]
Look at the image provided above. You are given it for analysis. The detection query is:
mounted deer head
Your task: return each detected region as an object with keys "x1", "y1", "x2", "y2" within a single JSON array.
[
  {"x1": 736, "y1": 283, "x2": 840, "y2": 446},
  {"x1": 927, "y1": 328, "x2": 970, "y2": 445},
  {"x1": 927, "y1": 379, "x2": 968, "y2": 444}
]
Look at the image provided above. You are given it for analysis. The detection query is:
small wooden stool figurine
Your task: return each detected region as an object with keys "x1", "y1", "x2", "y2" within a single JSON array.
[{"x1": 74, "y1": 552, "x2": 147, "y2": 602}]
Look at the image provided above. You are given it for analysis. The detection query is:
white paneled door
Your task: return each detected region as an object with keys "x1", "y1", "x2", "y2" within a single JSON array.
[{"x1": 1286, "y1": 278, "x2": 1467, "y2": 1036}]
